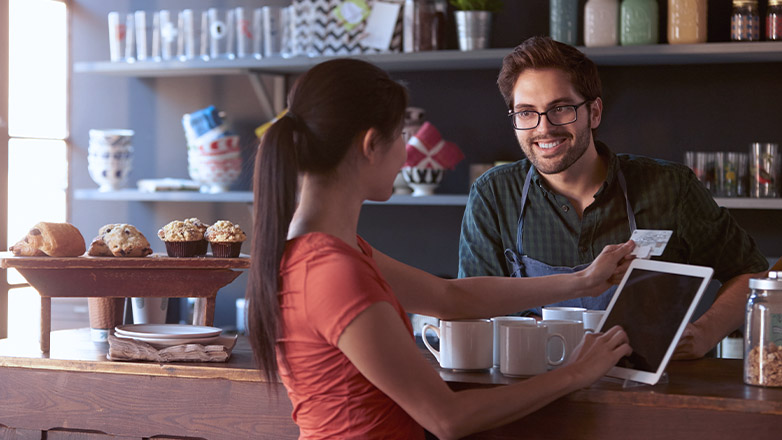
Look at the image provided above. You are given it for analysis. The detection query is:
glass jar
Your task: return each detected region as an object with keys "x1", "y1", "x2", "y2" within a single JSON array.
[
  {"x1": 744, "y1": 272, "x2": 782, "y2": 387},
  {"x1": 550, "y1": 0, "x2": 579, "y2": 45},
  {"x1": 667, "y1": 0, "x2": 707, "y2": 44},
  {"x1": 731, "y1": 0, "x2": 759, "y2": 41},
  {"x1": 620, "y1": 0, "x2": 659, "y2": 46},
  {"x1": 767, "y1": 0, "x2": 782, "y2": 40},
  {"x1": 584, "y1": 0, "x2": 620, "y2": 47}
]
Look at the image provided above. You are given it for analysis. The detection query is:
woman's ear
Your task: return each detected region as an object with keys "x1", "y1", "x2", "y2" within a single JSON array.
[{"x1": 360, "y1": 128, "x2": 381, "y2": 163}]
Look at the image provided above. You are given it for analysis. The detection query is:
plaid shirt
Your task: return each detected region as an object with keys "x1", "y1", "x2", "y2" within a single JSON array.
[{"x1": 458, "y1": 141, "x2": 768, "y2": 283}]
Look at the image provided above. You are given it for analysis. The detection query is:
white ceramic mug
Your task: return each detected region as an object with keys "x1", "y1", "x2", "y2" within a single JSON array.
[
  {"x1": 422, "y1": 319, "x2": 493, "y2": 370},
  {"x1": 491, "y1": 316, "x2": 536, "y2": 367},
  {"x1": 131, "y1": 297, "x2": 169, "y2": 324},
  {"x1": 540, "y1": 319, "x2": 585, "y2": 368},
  {"x1": 542, "y1": 306, "x2": 587, "y2": 322},
  {"x1": 582, "y1": 310, "x2": 607, "y2": 333},
  {"x1": 500, "y1": 322, "x2": 566, "y2": 376}
]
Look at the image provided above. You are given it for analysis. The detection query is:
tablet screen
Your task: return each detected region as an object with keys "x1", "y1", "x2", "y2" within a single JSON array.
[{"x1": 601, "y1": 268, "x2": 705, "y2": 373}]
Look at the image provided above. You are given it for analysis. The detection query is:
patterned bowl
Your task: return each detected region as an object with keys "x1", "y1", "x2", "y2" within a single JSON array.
[{"x1": 402, "y1": 166, "x2": 445, "y2": 196}]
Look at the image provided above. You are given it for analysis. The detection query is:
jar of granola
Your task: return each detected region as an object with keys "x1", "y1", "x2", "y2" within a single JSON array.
[{"x1": 744, "y1": 272, "x2": 782, "y2": 387}]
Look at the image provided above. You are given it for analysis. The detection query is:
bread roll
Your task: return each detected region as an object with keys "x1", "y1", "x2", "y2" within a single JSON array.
[
  {"x1": 88, "y1": 223, "x2": 153, "y2": 257},
  {"x1": 9, "y1": 222, "x2": 86, "y2": 257}
]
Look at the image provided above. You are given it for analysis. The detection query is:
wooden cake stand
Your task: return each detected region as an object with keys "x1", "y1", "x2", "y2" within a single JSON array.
[{"x1": 0, "y1": 252, "x2": 250, "y2": 352}]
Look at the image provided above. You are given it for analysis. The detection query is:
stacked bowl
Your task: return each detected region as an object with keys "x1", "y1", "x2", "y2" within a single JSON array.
[
  {"x1": 88, "y1": 129, "x2": 134, "y2": 192},
  {"x1": 187, "y1": 134, "x2": 242, "y2": 193},
  {"x1": 183, "y1": 106, "x2": 242, "y2": 193}
]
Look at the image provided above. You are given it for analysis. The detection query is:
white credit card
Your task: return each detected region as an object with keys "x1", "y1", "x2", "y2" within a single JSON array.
[{"x1": 630, "y1": 229, "x2": 673, "y2": 259}]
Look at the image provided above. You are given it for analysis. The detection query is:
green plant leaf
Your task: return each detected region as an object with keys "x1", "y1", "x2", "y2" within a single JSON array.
[{"x1": 449, "y1": 0, "x2": 504, "y2": 12}]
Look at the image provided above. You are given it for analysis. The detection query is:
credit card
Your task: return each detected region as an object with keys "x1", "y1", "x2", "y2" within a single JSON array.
[{"x1": 629, "y1": 229, "x2": 673, "y2": 258}]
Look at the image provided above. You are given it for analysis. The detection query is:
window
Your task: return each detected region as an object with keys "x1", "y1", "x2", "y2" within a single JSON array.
[{"x1": 3, "y1": 0, "x2": 68, "y2": 340}]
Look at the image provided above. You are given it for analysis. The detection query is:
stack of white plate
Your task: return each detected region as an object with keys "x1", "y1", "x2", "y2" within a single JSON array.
[{"x1": 114, "y1": 324, "x2": 222, "y2": 348}]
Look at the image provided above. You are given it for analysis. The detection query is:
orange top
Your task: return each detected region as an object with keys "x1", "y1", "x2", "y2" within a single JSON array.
[{"x1": 277, "y1": 233, "x2": 424, "y2": 439}]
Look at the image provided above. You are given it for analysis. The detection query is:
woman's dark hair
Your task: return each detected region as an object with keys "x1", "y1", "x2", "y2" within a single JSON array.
[
  {"x1": 497, "y1": 36, "x2": 602, "y2": 110},
  {"x1": 247, "y1": 58, "x2": 408, "y2": 384}
]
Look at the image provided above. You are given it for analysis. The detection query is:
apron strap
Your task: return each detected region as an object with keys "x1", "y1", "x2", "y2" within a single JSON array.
[
  {"x1": 514, "y1": 170, "x2": 535, "y2": 255},
  {"x1": 617, "y1": 168, "x2": 637, "y2": 233}
]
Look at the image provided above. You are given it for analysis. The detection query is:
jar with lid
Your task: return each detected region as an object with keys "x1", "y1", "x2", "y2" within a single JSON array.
[
  {"x1": 731, "y1": 0, "x2": 759, "y2": 41},
  {"x1": 667, "y1": 0, "x2": 707, "y2": 44},
  {"x1": 550, "y1": 0, "x2": 579, "y2": 45},
  {"x1": 584, "y1": 0, "x2": 619, "y2": 47},
  {"x1": 767, "y1": 0, "x2": 782, "y2": 40},
  {"x1": 744, "y1": 272, "x2": 782, "y2": 387},
  {"x1": 620, "y1": 0, "x2": 659, "y2": 46}
]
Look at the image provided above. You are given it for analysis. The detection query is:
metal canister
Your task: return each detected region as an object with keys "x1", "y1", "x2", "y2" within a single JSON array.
[{"x1": 744, "y1": 272, "x2": 782, "y2": 387}]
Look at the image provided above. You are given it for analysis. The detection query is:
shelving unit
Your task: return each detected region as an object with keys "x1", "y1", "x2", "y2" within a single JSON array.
[
  {"x1": 72, "y1": 42, "x2": 782, "y2": 211},
  {"x1": 73, "y1": 42, "x2": 782, "y2": 77}
]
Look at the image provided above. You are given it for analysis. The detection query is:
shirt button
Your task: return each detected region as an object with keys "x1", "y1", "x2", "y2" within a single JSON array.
[{"x1": 561, "y1": 205, "x2": 569, "y2": 212}]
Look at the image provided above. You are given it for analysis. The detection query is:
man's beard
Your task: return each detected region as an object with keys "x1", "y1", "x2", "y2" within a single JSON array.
[{"x1": 520, "y1": 123, "x2": 592, "y2": 175}]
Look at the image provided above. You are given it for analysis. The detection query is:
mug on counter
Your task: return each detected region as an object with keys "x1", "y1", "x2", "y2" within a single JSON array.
[
  {"x1": 582, "y1": 310, "x2": 607, "y2": 333},
  {"x1": 491, "y1": 316, "x2": 535, "y2": 367},
  {"x1": 500, "y1": 322, "x2": 565, "y2": 376},
  {"x1": 542, "y1": 306, "x2": 586, "y2": 322},
  {"x1": 422, "y1": 319, "x2": 493, "y2": 371},
  {"x1": 540, "y1": 319, "x2": 585, "y2": 368}
]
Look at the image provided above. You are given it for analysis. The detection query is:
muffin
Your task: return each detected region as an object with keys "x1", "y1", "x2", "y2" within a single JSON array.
[
  {"x1": 88, "y1": 223, "x2": 153, "y2": 257},
  {"x1": 183, "y1": 218, "x2": 210, "y2": 256},
  {"x1": 204, "y1": 220, "x2": 246, "y2": 258},
  {"x1": 157, "y1": 220, "x2": 204, "y2": 257}
]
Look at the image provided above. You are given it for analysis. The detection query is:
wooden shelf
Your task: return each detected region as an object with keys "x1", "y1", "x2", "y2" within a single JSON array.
[
  {"x1": 73, "y1": 189, "x2": 254, "y2": 202},
  {"x1": 73, "y1": 189, "x2": 468, "y2": 206},
  {"x1": 73, "y1": 42, "x2": 782, "y2": 77},
  {"x1": 713, "y1": 198, "x2": 782, "y2": 210},
  {"x1": 74, "y1": 190, "x2": 782, "y2": 210}
]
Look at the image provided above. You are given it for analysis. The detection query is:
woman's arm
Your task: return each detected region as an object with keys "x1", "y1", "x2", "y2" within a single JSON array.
[
  {"x1": 338, "y1": 302, "x2": 631, "y2": 439},
  {"x1": 374, "y1": 240, "x2": 635, "y2": 319}
]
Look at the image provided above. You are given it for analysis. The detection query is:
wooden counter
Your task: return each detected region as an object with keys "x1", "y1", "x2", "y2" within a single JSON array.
[{"x1": 1, "y1": 329, "x2": 781, "y2": 439}]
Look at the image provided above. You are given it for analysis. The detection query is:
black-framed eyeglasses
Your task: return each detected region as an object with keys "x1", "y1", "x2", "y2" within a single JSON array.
[{"x1": 508, "y1": 100, "x2": 591, "y2": 130}]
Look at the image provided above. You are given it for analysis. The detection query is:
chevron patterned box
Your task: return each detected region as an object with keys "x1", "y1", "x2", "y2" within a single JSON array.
[{"x1": 293, "y1": 0, "x2": 403, "y2": 56}]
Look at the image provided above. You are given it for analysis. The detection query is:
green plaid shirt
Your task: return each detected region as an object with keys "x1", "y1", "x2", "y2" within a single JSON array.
[{"x1": 458, "y1": 141, "x2": 768, "y2": 283}]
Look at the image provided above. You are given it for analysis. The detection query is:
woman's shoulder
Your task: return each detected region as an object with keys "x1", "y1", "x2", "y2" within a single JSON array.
[{"x1": 284, "y1": 232, "x2": 375, "y2": 274}]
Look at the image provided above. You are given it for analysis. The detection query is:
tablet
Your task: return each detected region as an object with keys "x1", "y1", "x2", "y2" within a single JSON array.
[{"x1": 596, "y1": 259, "x2": 714, "y2": 385}]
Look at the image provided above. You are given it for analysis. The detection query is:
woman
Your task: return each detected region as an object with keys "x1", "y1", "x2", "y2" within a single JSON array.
[{"x1": 247, "y1": 58, "x2": 634, "y2": 439}]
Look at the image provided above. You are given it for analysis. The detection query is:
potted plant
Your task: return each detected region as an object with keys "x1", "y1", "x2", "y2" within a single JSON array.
[{"x1": 450, "y1": 0, "x2": 503, "y2": 51}]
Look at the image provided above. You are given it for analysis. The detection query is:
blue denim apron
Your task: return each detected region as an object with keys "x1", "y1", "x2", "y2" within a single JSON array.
[{"x1": 504, "y1": 168, "x2": 636, "y2": 315}]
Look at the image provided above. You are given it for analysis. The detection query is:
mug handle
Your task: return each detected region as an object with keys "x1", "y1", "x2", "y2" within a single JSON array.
[
  {"x1": 421, "y1": 323, "x2": 441, "y2": 364},
  {"x1": 546, "y1": 333, "x2": 567, "y2": 366}
]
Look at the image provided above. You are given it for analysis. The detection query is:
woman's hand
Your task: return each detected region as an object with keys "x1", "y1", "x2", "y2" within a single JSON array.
[
  {"x1": 565, "y1": 325, "x2": 633, "y2": 388},
  {"x1": 578, "y1": 240, "x2": 636, "y2": 298}
]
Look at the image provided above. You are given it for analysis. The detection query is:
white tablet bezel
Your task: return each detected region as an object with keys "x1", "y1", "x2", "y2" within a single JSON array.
[{"x1": 596, "y1": 259, "x2": 714, "y2": 385}]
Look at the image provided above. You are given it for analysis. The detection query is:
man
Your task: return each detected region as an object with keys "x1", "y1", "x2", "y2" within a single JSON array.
[{"x1": 458, "y1": 36, "x2": 768, "y2": 359}]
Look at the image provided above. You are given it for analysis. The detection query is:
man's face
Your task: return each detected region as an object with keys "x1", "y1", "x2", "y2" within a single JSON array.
[{"x1": 510, "y1": 68, "x2": 601, "y2": 175}]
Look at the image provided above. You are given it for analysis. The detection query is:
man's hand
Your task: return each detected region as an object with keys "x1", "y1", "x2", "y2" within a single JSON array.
[{"x1": 672, "y1": 322, "x2": 712, "y2": 360}]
